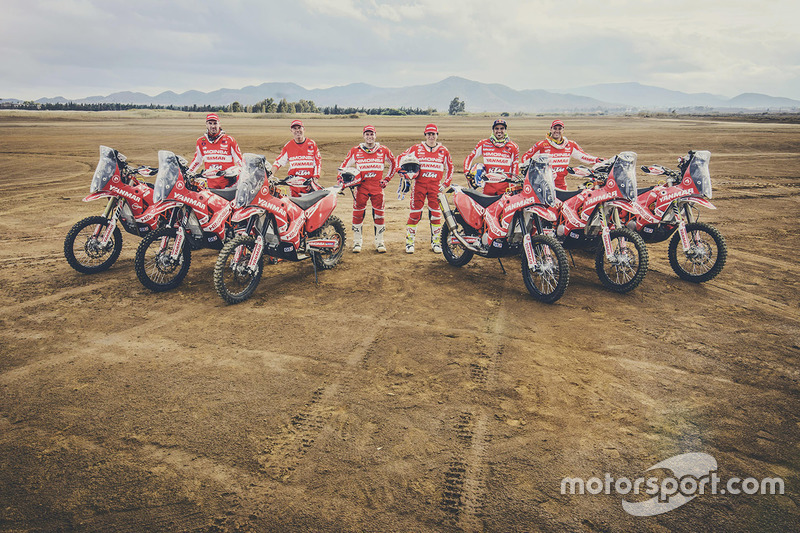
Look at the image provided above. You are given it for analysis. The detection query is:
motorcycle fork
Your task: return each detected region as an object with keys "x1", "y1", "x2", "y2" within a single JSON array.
[
  {"x1": 676, "y1": 203, "x2": 698, "y2": 251},
  {"x1": 600, "y1": 207, "x2": 621, "y2": 260},
  {"x1": 98, "y1": 199, "x2": 119, "y2": 245},
  {"x1": 247, "y1": 235, "x2": 264, "y2": 270}
]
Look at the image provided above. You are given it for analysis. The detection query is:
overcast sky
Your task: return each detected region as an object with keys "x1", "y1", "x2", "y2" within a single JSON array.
[{"x1": 2, "y1": 0, "x2": 799, "y2": 101}]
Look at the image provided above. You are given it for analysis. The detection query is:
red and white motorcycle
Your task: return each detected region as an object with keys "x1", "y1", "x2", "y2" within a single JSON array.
[
  {"x1": 437, "y1": 154, "x2": 570, "y2": 303},
  {"x1": 64, "y1": 146, "x2": 160, "y2": 274},
  {"x1": 212, "y1": 155, "x2": 349, "y2": 304}
]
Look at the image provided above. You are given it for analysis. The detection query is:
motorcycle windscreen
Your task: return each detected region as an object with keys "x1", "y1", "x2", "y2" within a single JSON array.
[
  {"x1": 688, "y1": 150, "x2": 712, "y2": 199},
  {"x1": 610, "y1": 151, "x2": 638, "y2": 201},
  {"x1": 90, "y1": 146, "x2": 119, "y2": 193},
  {"x1": 153, "y1": 150, "x2": 182, "y2": 203},
  {"x1": 234, "y1": 154, "x2": 268, "y2": 208},
  {"x1": 527, "y1": 153, "x2": 557, "y2": 206}
]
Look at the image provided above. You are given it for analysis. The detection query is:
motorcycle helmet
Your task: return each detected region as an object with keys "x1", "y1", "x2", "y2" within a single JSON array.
[
  {"x1": 398, "y1": 153, "x2": 421, "y2": 179},
  {"x1": 468, "y1": 163, "x2": 486, "y2": 187}
]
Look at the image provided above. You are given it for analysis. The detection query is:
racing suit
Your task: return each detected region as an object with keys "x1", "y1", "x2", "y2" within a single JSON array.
[
  {"x1": 523, "y1": 136, "x2": 601, "y2": 190},
  {"x1": 397, "y1": 142, "x2": 454, "y2": 251},
  {"x1": 273, "y1": 138, "x2": 322, "y2": 197},
  {"x1": 463, "y1": 138, "x2": 520, "y2": 196},
  {"x1": 188, "y1": 131, "x2": 244, "y2": 189},
  {"x1": 340, "y1": 143, "x2": 396, "y2": 250}
]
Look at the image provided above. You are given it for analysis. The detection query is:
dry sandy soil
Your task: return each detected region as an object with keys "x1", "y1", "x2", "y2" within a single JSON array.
[{"x1": 0, "y1": 111, "x2": 798, "y2": 532}]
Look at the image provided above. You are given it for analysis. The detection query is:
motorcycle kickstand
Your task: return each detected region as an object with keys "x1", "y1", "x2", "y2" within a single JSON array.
[
  {"x1": 497, "y1": 257, "x2": 506, "y2": 275},
  {"x1": 568, "y1": 249, "x2": 576, "y2": 267},
  {"x1": 309, "y1": 250, "x2": 320, "y2": 286}
]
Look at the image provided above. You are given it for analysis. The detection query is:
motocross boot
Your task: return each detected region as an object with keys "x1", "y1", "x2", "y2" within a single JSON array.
[
  {"x1": 375, "y1": 224, "x2": 387, "y2": 253},
  {"x1": 405, "y1": 224, "x2": 417, "y2": 254},
  {"x1": 352, "y1": 223, "x2": 363, "y2": 253},
  {"x1": 431, "y1": 223, "x2": 442, "y2": 253}
]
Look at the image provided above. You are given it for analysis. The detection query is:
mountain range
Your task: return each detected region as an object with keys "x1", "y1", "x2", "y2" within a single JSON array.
[{"x1": 16, "y1": 76, "x2": 800, "y2": 113}]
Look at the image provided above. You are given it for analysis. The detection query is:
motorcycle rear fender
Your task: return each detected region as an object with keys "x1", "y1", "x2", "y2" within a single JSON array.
[
  {"x1": 682, "y1": 196, "x2": 716, "y2": 210},
  {"x1": 232, "y1": 206, "x2": 265, "y2": 223},
  {"x1": 139, "y1": 200, "x2": 181, "y2": 224},
  {"x1": 305, "y1": 192, "x2": 337, "y2": 233},
  {"x1": 453, "y1": 192, "x2": 484, "y2": 229}
]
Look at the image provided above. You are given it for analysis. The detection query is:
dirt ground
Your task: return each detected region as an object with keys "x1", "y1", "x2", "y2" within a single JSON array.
[{"x1": 0, "y1": 111, "x2": 798, "y2": 532}]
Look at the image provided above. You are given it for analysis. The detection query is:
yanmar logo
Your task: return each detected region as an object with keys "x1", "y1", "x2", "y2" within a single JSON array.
[
  {"x1": 506, "y1": 196, "x2": 536, "y2": 212},
  {"x1": 110, "y1": 185, "x2": 140, "y2": 202},
  {"x1": 257, "y1": 197, "x2": 287, "y2": 218},
  {"x1": 659, "y1": 189, "x2": 691, "y2": 203},
  {"x1": 174, "y1": 193, "x2": 206, "y2": 210},
  {"x1": 585, "y1": 190, "x2": 619, "y2": 208}
]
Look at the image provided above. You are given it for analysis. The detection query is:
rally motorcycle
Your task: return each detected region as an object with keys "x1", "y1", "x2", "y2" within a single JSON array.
[
  {"x1": 133, "y1": 150, "x2": 239, "y2": 292},
  {"x1": 546, "y1": 152, "x2": 649, "y2": 293},
  {"x1": 64, "y1": 145, "x2": 160, "y2": 274},
  {"x1": 437, "y1": 154, "x2": 570, "y2": 304},
  {"x1": 212, "y1": 155, "x2": 348, "y2": 304},
  {"x1": 627, "y1": 150, "x2": 727, "y2": 282}
]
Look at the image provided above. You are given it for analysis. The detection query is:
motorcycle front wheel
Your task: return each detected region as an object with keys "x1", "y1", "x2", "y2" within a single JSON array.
[
  {"x1": 312, "y1": 216, "x2": 346, "y2": 270},
  {"x1": 134, "y1": 226, "x2": 192, "y2": 292},
  {"x1": 64, "y1": 215, "x2": 123, "y2": 274},
  {"x1": 213, "y1": 234, "x2": 263, "y2": 304},
  {"x1": 668, "y1": 222, "x2": 727, "y2": 283},
  {"x1": 521, "y1": 234, "x2": 570, "y2": 303},
  {"x1": 595, "y1": 228, "x2": 649, "y2": 293},
  {"x1": 441, "y1": 221, "x2": 475, "y2": 267}
]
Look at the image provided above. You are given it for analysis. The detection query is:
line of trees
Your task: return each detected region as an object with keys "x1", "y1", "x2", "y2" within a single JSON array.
[{"x1": 1, "y1": 98, "x2": 438, "y2": 115}]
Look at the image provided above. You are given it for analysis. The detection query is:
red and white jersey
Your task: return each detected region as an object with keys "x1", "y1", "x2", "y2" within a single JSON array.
[
  {"x1": 273, "y1": 138, "x2": 321, "y2": 179},
  {"x1": 398, "y1": 142, "x2": 454, "y2": 187},
  {"x1": 340, "y1": 143, "x2": 397, "y2": 184},
  {"x1": 463, "y1": 138, "x2": 520, "y2": 178},
  {"x1": 523, "y1": 137, "x2": 600, "y2": 190},
  {"x1": 188, "y1": 132, "x2": 244, "y2": 174}
]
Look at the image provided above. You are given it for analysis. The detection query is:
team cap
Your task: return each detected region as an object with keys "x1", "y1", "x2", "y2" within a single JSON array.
[
  {"x1": 551, "y1": 119, "x2": 565, "y2": 128},
  {"x1": 363, "y1": 125, "x2": 376, "y2": 133},
  {"x1": 206, "y1": 113, "x2": 219, "y2": 122},
  {"x1": 492, "y1": 119, "x2": 507, "y2": 128},
  {"x1": 424, "y1": 124, "x2": 438, "y2": 134},
  {"x1": 291, "y1": 119, "x2": 304, "y2": 128}
]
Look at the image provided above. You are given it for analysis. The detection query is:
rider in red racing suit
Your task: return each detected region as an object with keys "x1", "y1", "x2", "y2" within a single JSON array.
[
  {"x1": 522, "y1": 119, "x2": 603, "y2": 191},
  {"x1": 396, "y1": 123, "x2": 454, "y2": 254},
  {"x1": 271, "y1": 119, "x2": 322, "y2": 197},
  {"x1": 188, "y1": 113, "x2": 244, "y2": 189},
  {"x1": 463, "y1": 119, "x2": 520, "y2": 196},
  {"x1": 339, "y1": 125, "x2": 396, "y2": 253}
]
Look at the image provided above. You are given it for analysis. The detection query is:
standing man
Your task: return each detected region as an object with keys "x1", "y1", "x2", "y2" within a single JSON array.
[
  {"x1": 339, "y1": 125, "x2": 396, "y2": 253},
  {"x1": 396, "y1": 123, "x2": 454, "y2": 254},
  {"x1": 271, "y1": 119, "x2": 322, "y2": 197},
  {"x1": 188, "y1": 113, "x2": 244, "y2": 189},
  {"x1": 463, "y1": 119, "x2": 519, "y2": 196},
  {"x1": 522, "y1": 120, "x2": 604, "y2": 191}
]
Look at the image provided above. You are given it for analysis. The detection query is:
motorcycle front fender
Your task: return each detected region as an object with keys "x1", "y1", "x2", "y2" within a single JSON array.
[
  {"x1": 83, "y1": 191, "x2": 116, "y2": 202},
  {"x1": 681, "y1": 197, "x2": 717, "y2": 210},
  {"x1": 605, "y1": 199, "x2": 639, "y2": 215},
  {"x1": 527, "y1": 205, "x2": 557, "y2": 222},
  {"x1": 139, "y1": 200, "x2": 181, "y2": 224},
  {"x1": 232, "y1": 206, "x2": 266, "y2": 223}
]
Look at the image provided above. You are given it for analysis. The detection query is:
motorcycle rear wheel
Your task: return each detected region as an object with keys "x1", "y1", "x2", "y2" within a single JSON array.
[
  {"x1": 64, "y1": 215, "x2": 123, "y2": 274},
  {"x1": 521, "y1": 234, "x2": 570, "y2": 303},
  {"x1": 595, "y1": 227, "x2": 649, "y2": 293},
  {"x1": 668, "y1": 222, "x2": 727, "y2": 283},
  {"x1": 134, "y1": 226, "x2": 192, "y2": 292},
  {"x1": 441, "y1": 222, "x2": 475, "y2": 267},
  {"x1": 214, "y1": 234, "x2": 263, "y2": 304},
  {"x1": 312, "y1": 216, "x2": 346, "y2": 270}
]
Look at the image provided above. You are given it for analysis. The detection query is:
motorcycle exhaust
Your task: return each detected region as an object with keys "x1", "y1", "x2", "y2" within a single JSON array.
[{"x1": 438, "y1": 192, "x2": 480, "y2": 253}]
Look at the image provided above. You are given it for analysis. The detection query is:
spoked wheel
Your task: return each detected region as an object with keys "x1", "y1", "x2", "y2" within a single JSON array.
[
  {"x1": 441, "y1": 221, "x2": 475, "y2": 267},
  {"x1": 213, "y1": 234, "x2": 263, "y2": 304},
  {"x1": 521, "y1": 234, "x2": 570, "y2": 303},
  {"x1": 668, "y1": 222, "x2": 727, "y2": 283},
  {"x1": 64, "y1": 216, "x2": 123, "y2": 274},
  {"x1": 595, "y1": 227, "x2": 649, "y2": 293},
  {"x1": 312, "y1": 216, "x2": 346, "y2": 270},
  {"x1": 134, "y1": 226, "x2": 191, "y2": 292}
]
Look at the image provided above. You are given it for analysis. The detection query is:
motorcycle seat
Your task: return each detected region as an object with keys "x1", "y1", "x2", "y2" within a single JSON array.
[
  {"x1": 289, "y1": 189, "x2": 329, "y2": 210},
  {"x1": 556, "y1": 189, "x2": 582, "y2": 202},
  {"x1": 463, "y1": 189, "x2": 501, "y2": 208},
  {"x1": 209, "y1": 186, "x2": 238, "y2": 201}
]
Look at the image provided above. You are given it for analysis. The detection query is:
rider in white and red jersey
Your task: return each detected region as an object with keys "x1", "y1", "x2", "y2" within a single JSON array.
[
  {"x1": 522, "y1": 119, "x2": 604, "y2": 191},
  {"x1": 463, "y1": 119, "x2": 520, "y2": 196},
  {"x1": 339, "y1": 125, "x2": 396, "y2": 253},
  {"x1": 396, "y1": 123, "x2": 454, "y2": 254},
  {"x1": 271, "y1": 119, "x2": 322, "y2": 197},
  {"x1": 188, "y1": 113, "x2": 244, "y2": 189}
]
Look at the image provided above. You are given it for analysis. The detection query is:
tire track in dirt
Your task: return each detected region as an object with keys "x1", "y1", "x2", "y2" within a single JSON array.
[
  {"x1": 0, "y1": 279, "x2": 118, "y2": 317},
  {"x1": 441, "y1": 290, "x2": 506, "y2": 531}
]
